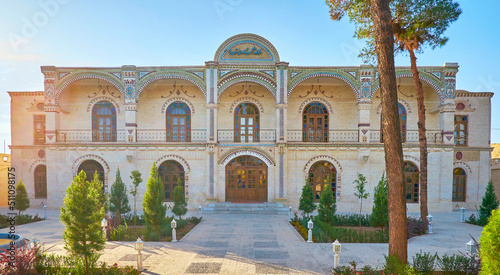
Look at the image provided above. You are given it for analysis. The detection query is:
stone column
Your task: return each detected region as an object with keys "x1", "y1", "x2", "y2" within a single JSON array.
[
  {"x1": 41, "y1": 66, "x2": 58, "y2": 144},
  {"x1": 357, "y1": 101, "x2": 371, "y2": 143},
  {"x1": 205, "y1": 61, "x2": 219, "y2": 199},
  {"x1": 440, "y1": 99, "x2": 455, "y2": 145},
  {"x1": 122, "y1": 66, "x2": 138, "y2": 143},
  {"x1": 275, "y1": 62, "x2": 288, "y2": 143}
]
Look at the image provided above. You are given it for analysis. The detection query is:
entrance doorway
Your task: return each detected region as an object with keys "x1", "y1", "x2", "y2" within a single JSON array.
[{"x1": 225, "y1": 155, "x2": 267, "y2": 202}]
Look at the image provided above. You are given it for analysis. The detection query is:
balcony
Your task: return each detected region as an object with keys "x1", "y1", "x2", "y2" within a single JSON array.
[
  {"x1": 287, "y1": 130, "x2": 359, "y2": 143},
  {"x1": 218, "y1": 129, "x2": 276, "y2": 143},
  {"x1": 370, "y1": 130, "x2": 443, "y2": 144}
]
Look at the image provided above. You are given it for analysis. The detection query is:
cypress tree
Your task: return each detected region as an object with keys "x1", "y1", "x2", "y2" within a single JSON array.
[
  {"x1": 299, "y1": 178, "x2": 316, "y2": 218},
  {"x1": 142, "y1": 162, "x2": 166, "y2": 239},
  {"x1": 109, "y1": 168, "x2": 131, "y2": 225},
  {"x1": 14, "y1": 179, "x2": 30, "y2": 215},
  {"x1": 60, "y1": 170, "x2": 106, "y2": 275},
  {"x1": 370, "y1": 173, "x2": 389, "y2": 230},
  {"x1": 172, "y1": 178, "x2": 188, "y2": 220},
  {"x1": 479, "y1": 180, "x2": 499, "y2": 225},
  {"x1": 317, "y1": 177, "x2": 336, "y2": 236}
]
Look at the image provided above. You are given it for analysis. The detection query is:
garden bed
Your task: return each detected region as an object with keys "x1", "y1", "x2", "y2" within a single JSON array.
[{"x1": 0, "y1": 214, "x2": 44, "y2": 229}]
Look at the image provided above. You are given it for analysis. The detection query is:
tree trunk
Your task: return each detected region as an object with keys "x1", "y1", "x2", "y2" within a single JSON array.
[
  {"x1": 409, "y1": 49, "x2": 429, "y2": 224},
  {"x1": 359, "y1": 199, "x2": 363, "y2": 227},
  {"x1": 370, "y1": 0, "x2": 408, "y2": 264}
]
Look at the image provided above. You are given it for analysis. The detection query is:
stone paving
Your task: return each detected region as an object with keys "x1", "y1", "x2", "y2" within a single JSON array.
[{"x1": 1, "y1": 206, "x2": 484, "y2": 274}]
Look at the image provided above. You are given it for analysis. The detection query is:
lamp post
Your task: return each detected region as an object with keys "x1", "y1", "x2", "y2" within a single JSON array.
[
  {"x1": 460, "y1": 207, "x2": 465, "y2": 222},
  {"x1": 307, "y1": 219, "x2": 313, "y2": 243},
  {"x1": 171, "y1": 219, "x2": 178, "y2": 242},
  {"x1": 332, "y1": 239, "x2": 341, "y2": 268},
  {"x1": 466, "y1": 239, "x2": 477, "y2": 257},
  {"x1": 31, "y1": 235, "x2": 40, "y2": 249},
  {"x1": 101, "y1": 218, "x2": 108, "y2": 240},
  {"x1": 427, "y1": 214, "x2": 433, "y2": 234},
  {"x1": 135, "y1": 237, "x2": 144, "y2": 271},
  {"x1": 198, "y1": 205, "x2": 202, "y2": 219},
  {"x1": 2, "y1": 156, "x2": 7, "y2": 162},
  {"x1": 288, "y1": 206, "x2": 292, "y2": 222},
  {"x1": 43, "y1": 204, "x2": 47, "y2": 220}
]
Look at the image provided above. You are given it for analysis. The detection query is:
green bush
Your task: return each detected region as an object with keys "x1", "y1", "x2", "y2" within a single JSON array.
[
  {"x1": 411, "y1": 250, "x2": 437, "y2": 274},
  {"x1": 384, "y1": 255, "x2": 418, "y2": 275},
  {"x1": 480, "y1": 208, "x2": 500, "y2": 274},
  {"x1": 172, "y1": 178, "x2": 188, "y2": 219},
  {"x1": 437, "y1": 254, "x2": 472, "y2": 273},
  {"x1": 299, "y1": 178, "x2": 316, "y2": 218},
  {"x1": 370, "y1": 173, "x2": 388, "y2": 229},
  {"x1": 14, "y1": 179, "x2": 30, "y2": 215}
]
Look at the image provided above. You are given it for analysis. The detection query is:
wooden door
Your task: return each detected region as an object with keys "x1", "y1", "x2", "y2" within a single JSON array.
[{"x1": 226, "y1": 155, "x2": 267, "y2": 202}]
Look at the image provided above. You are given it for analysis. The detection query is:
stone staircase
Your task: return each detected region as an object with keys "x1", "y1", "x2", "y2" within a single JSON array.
[{"x1": 203, "y1": 202, "x2": 290, "y2": 215}]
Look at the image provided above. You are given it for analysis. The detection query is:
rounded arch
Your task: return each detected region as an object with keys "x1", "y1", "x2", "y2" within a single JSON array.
[
  {"x1": 307, "y1": 161, "x2": 338, "y2": 201},
  {"x1": 72, "y1": 154, "x2": 110, "y2": 192},
  {"x1": 91, "y1": 101, "x2": 117, "y2": 142},
  {"x1": 56, "y1": 71, "x2": 124, "y2": 103},
  {"x1": 287, "y1": 72, "x2": 359, "y2": 100},
  {"x1": 376, "y1": 98, "x2": 412, "y2": 114},
  {"x1": 453, "y1": 161, "x2": 472, "y2": 174},
  {"x1": 218, "y1": 74, "x2": 276, "y2": 100},
  {"x1": 29, "y1": 159, "x2": 47, "y2": 173},
  {"x1": 87, "y1": 96, "x2": 121, "y2": 113},
  {"x1": 303, "y1": 155, "x2": 343, "y2": 199},
  {"x1": 161, "y1": 97, "x2": 195, "y2": 114},
  {"x1": 453, "y1": 166, "x2": 467, "y2": 202},
  {"x1": 158, "y1": 160, "x2": 187, "y2": 201},
  {"x1": 229, "y1": 97, "x2": 264, "y2": 114},
  {"x1": 219, "y1": 148, "x2": 275, "y2": 167},
  {"x1": 302, "y1": 102, "x2": 329, "y2": 142},
  {"x1": 371, "y1": 73, "x2": 443, "y2": 102},
  {"x1": 214, "y1": 33, "x2": 280, "y2": 63},
  {"x1": 156, "y1": 154, "x2": 191, "y2": 173},
  {"x1": 404, "y1": 160, "x2": 419, "y2": 203},
  {"x1": 34, "y1": 164, "x2": 47, "y2": 199},
  {"x1": 403, "y1": 155, "x2": 420, "y2": 170},
  {"x1": 76, "y1": 159, "x2": 106, "y2": 192},
  {"x1": 136, "y1": 72, "x2": 206, "y2": 100},
  {"x1": 298, "y1": 97, "x2": 333, "y2": 115}
]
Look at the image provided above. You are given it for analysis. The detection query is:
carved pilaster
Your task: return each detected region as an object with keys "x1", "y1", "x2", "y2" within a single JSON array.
[
  {"x1": 357, "y1": 101, "x2": 371, "y2": 143},
  {"x1": 440, "y1": 99, "x2": 455, "y2": 145},
  {"x1": 359, "y1": 65, "x2": 374, "y2": 100},
  {"x1": 278, "y1": 144, "x2": 285, "y2": 198},
  {"x1": 275, "y1": 103, "x2": 287, "y2": 143},
  {"x1": 205, "y1": 61, "x2": 219, "y2": 104},
  {"x1": 442, "y1": 63, "x2": 459, "y2": 100},
  {"x1": 41, "y1": 66, "x2": 58, "y2": 143}
]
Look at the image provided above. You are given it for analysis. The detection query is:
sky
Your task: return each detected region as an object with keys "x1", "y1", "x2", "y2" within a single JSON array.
[{"x1": 0, "y1": 0, "x2": 498, "y2": 154}]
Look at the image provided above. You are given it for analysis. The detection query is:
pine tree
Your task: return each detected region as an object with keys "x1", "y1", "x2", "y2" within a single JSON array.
[
  {"x1": 353, "y1": 173, "x2": 369, "y2": 227},
  {"x1": 60, "y1": 170, "x2": 106, "y2": 275},
  {"x1": 479, "y1": 180, "x2": 499, "y2": 225},
  {"x1": 172, "y1": 178, "x2": 188, "y2": 220},
  {"x1": 370, "y1": 173, "x2": 389, "y2": 230},
  {"x1": 480, "y1": 208, "x2": 500, "y2": 273},
  {"x1": 14, "y1": 179, "x2": 30, "y2": 215},
  {"x1": 109, "y1": 168, "x2": 131, "y2": 226},
  {"x1": 299, "y1": 178, "x2": 316, "y2": 218},
  {"x1": 142, "y1": 162, "x2": 166, "y2": 238},
  {"x1": 317, "y1": 177, "x2": 336, "y2": 236},
  {"x1": 129, "y1": 170, "x2": 143, "y2": 220}
]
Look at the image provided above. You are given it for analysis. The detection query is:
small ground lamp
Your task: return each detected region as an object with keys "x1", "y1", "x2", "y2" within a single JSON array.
[
  {"x1": 332, "y1": 239, "x2": 341, "y2": 268},
  {"x1": 466, "y1": 239, "x2": 477, "y2": 255},
  {"x1": 171, "y1": 219, "x2": 178, "y2": 242},
  {"x1": 460, "y1": 207, "x2": 466, "y2": 222},
  {"x1": 307, "y1": 219, "x2": 313, "y2": 243},
  {"x1": 135, "y1": 237, "x2": 144, "y2": 271},
  {"x1": 288, "y1": 206, "x2": 292, "y2": 222},
  {"x1": 101, "y1": 218, "x2": 107, "y2": 239},
  {"x1": 43, "y1": 204, "x2": 47, "y2": 220},
  {"x1": 198, "y1": 205, "x2": 202, "y2": 219},
  {"x1": 2, "y1": 156, "x2": 7, "y2": 162},
  {"x1": 427, "y1": 214, "x2": 433, "y2": 234}
]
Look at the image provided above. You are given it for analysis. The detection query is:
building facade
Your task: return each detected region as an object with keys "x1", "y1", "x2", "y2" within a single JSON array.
[{"x1": 9, "y1": 34, "x2": 493, "y2": 212}]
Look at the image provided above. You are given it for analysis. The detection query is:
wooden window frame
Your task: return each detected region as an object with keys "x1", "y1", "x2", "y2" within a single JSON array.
[
  {"x1": 77, "y1": 160, "x2": 105, "y2": 191},
  {"x1": 404, "y1": 161, "x2": 419, "y2": 203},
  {"x1": 92, "y1": 101, "x2": 117, "y2": 142},
  {"x1": 302, "y1": 103, "x2": 329, "y2": 142},
  {"x1": 166, "y1": 102, "x2": 191, "y2": 142},
  {"x1": 308, "y1": 161, "x2": 337, "y2": 202},
  {"x1": 453, "y1": 168, "x2": 466, "y2": 202},
  {"x1": 158, "y1": 160, "x2": 185, "y2": 202},
  {"x1": 234, "y1": 103, "x2": 259, "y2": 143},
  {"x1": 34, "y1": 165, "x2": 47, "y2": 198},
  {"x1": 454, "y1": 115, "x2": 468, "y2": 146},
  {"x1": 34, "y1": 115, "x2": 45, "y2": 145}
]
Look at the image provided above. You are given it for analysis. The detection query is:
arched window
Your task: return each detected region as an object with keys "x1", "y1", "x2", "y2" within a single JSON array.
[
  {"x1": 453, "y1": 168, "x2": 466, "y2": 202},
  {"x1": 34, "y1": 165, "x2": 47, "y2": 198},
  {"x1": 92, "y1": 101, "x2": 117, "y2": 142},
  {"x1": 166, "y1": 102, "x2": 191, "y2": 142},
  {"x1": 380, "y1": 103, "x2": 407, "y2": 143},
  {"x1": 308, "y1": 161, "x2": 337, "y2": 201},
  {"x1": 77, "y1": 160, "x2": 105, "y2": 191},
  {"x1": 303, "y1": 103, "x2": 328, "y2": 142},
  {"x1": 158, "y1": 160, "x2": 185, "y2": 202},
  {"x1": 234, "y1": 103, "x2": 259, "y2": 142},
  {"x1": 225, "y1": 155, "x2": 267, "y2": 202},
  {"x1": 404, "y1": 161, "x2": 419, "y2": 203}
]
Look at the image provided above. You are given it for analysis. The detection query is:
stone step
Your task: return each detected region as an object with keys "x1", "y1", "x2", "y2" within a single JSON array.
[{"x1": 204, "y1": 202, "x2": 290, "y2": 215}]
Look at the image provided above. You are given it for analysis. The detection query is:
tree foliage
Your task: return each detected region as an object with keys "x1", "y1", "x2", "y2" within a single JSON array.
[
  {"x1": 109, "y1": 168, "x2": 131, "y2": 225},
  {"x1": 317, "y1": 177, "x2": 336, "y2": 236},
  {"x1": 129, "y1": 170, "x2": 143, "y2": 217},
  {"x1": 299, "y1": 178, "x2": 316, "y2": 218},
  {"x1": 479, "y1": 181, "x2": 500, "y2": 225},
  {"x1": 14, "y1": 179, "x2": 30, "y2": 215},
  {"x1": 370, "y1": 173, "x2": 389, "y2": 229},
  {"x1": 142, "y1": 162, "x2": 166, "y2": 238},
  {"x1": 480, "y1": 208, "x2": 500, "y2": 274},
  {"x1": 172, "y1": 178, "x2": 188, "y2": 219},
  {"x1": 353, "y1": 173, "x2": 369, "y2": 226},
  {"x1": 60, "y1": 170, "x2": 106, "y2": 275}
]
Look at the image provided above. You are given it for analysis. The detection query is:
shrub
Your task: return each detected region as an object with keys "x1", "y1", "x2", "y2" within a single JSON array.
[
  {"x1": 384, "y1": 255, "x2": 418, "y2": 275},
  {"x1": 407, "y1": 216, "x2": 428, "y2": 238},
  {"x1": 411, "y1": 250, "x2": 437, "y2": 274},
  {"x1": 370, "y1": 173, "x2": 388, "y2": 230},
  {"x1": 143, "y1": 162, "x2": 167, "y2": 238},
  {"x1": 109, "y1": 168, "x2": 131, "y2": 226},
  {"x1": 172, "y1": 178, "x2": 188, "y2": 219},
  {"x1": 332, "y1": 213, "x2": 371, "y2": 227},
  {"x1": 353, "y1": 173, "x2": 369, "y2": 227},
  {"x1": 437, "y1": 254, "x2": 473, "y2": 273},
  {"x1": 478, "y1": 180, "x2": 499, "y2": 225},
  {"x1": 14, "y1": 179, "x2": 30, "y2": 215},
  {"x1": 480, "y1": 208, "x2": 500, "y2": 274},
  {"x1": 0, "y1": 242, "x2": 42, "y2": 274},
  {"x1": 317, "y1": 179, "x2": 336, "y2": 236},
  {"x1": 299, "y1": 178, "x2": 316, "y2": 218},
  {"x1": 109, "y1": 221, "x2": 134, "y2": 241}
]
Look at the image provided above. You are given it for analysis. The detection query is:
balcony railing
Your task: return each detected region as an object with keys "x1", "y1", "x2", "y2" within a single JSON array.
[
  {"x1": 370, "y1": 130, "x2": 443, "y2": 144},
  {"x1": 137, "y1": 129, "x2": 207, "y2": 142},
  {"x1": 218, "y1": 129, "x2": 276, "y2": 143},
  {"x1": 287, "y1": 130, "x2": 359, "y2": 142}
]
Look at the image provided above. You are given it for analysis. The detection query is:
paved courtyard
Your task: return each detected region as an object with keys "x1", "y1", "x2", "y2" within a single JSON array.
[{"x1": 1, "y1": 206, "x2": 484, "y2": 274}]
